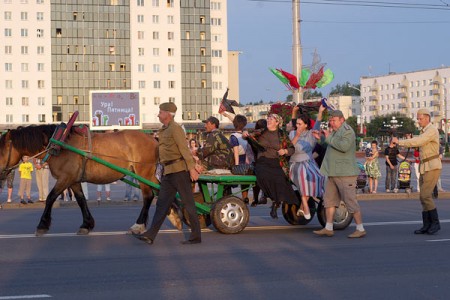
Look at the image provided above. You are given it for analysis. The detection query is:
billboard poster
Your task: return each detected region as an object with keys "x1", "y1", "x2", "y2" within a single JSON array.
[{"x1": 89, "y1": 90, "x2": 141, "y2": 130}]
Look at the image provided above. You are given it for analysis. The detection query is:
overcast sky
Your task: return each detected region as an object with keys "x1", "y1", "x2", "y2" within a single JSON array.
[{"x1": 228, "y1": 0, "x2": 450, "y2": 104}]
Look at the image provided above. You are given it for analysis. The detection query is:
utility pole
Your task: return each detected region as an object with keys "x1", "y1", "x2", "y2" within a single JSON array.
[{"x1": 292, "y1": 0, "x2": 303, "y2": 103}]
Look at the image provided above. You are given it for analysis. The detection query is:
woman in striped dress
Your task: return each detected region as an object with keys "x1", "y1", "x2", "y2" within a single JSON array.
[{"x1": 289, "y1": 105, "x2": 326, "y2": 219}]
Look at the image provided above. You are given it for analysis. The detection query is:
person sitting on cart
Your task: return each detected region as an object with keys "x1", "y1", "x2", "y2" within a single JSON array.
[{"x1": 197, "y1": 116, "x2": 233, "y2": 171}]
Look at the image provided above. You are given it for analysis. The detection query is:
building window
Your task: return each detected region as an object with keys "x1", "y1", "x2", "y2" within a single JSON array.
[
  {"x1": 37, "y1": 46, "x2": 44, "y2": 54},
  {"x1": 137, "y1": 0, "x2": 144, "y2": 6},
  {"x1": 168, "y1": 48, "x2": 174, "y2": 56},
  {"x1": 5, "y1": 80, "x2": 13, "y2": 89},
  {"x1": 153, "y1": 48, "x2": 159, "y2": 56},
  {"x1": 5, "y1": 28, "x2": 12, "y2": 37},
  {"x1": 212, "y1": 50, "x2": 222, "y2": 57},
  {"x1": 22, "y1": 97, "x2": 29, "y2": 106},
  {"x1": 153, "y1": 31, "x2": 159, "y2": 40},
  {"x1": 168, "y1": 64, "x2": 175, "y2": 73},
  {"x1": 212, "y1": 34, "x2": 221, "y2": 42},
  {"x1": 200, "y1": 31, "x2": 205, "y2": 40},
  {"x1": 200, "y1": 16, "x2": 205, "y2": 24},
  {"x1": 21, "y1": 46, "x2": 28, "y2": 54},
  {"x1": 37, "y1": 12, "x2": 44, "y2": 20},
  {"x1": 22, "y1": 80, "x2": 29, "y2": 89},
  {"x1": 6, "y1": 115, "x2": 13, "y2": 123},
  {"x1": 21, "y1": 63, "x2": 28, "y2": 71},
  {"x1": 6, "y1": 97, "x2": 13, "y2": 106},
  {"x1": 5, "y1": 45, "x2": 12, "y2": 54},
  {"x1": 153, "y1": 81, "x2": 161, "y2": 89},
  {"x1": 200, "y1": 48, "x2": 206, "y2": 56},
  {"x1": 169, "y1": 97, "x2": 175, "y2": 103},
  {"x1": 201, "y1": 64, "x2": 206, "y2": 72},
  {"x1": 211, "y1": 18, "x2": 221, "y2": 26},
  {"x1": 38, "y1": 97, "x2": 45, "y2": 105},
  {"x1": 109, "y1": 46, "x2": 115, "y2": 55},
  {"x1": 109, "y1": 63, "x2": 115, "y2": 71},
  {"x1": 168, "y1": 32, "x2": 174, "y2": 40},
  {"x1": 5, "y1": 63, "x2": 12, "y2": 72},
  {"x1": 37, "y1": 29, "x2": 43, "y2": 37},
  {"x1": 110, "y1": 0, "x2": 118, "y2": 5},
  {"x1": 138, "y1": 48, "x2": 145, "y2": 56},
  {"x1": 167, "y1": 15, "x2": 174, "y2": 24},
  {"x1": 154, "y1": 97, "x2": 160, "y2": 105},
  {"x1": 138, "y1": 64, "x2": 145, "y2": 72},
  {"x1": 21, "y1": 28, "x2": 28, "y2": 37},
  {"x1": 168, "y1": 81, "x2": 175, "y2": 89},
  {"x1": 36, "y1": 0, "x2": 44, "y2": 4},
  {"x1": 38, "y1": 114, "x2": 46, "y2": 122},
  {"x1": 167, "y1": 0, "x2": 174, "y2": 7},
  {"x1": 120, "y1": 64, "x2": 126, "y2": 71},
  {"x1": 211, "y1": 1, "x2": 221, "y2": 10},
  {"x1": 185, "y1": 31, "x2": 190, "y2": 39},
  {"x1": 22, "y1": 115, "x2": 30, "y2": 123},
  {"x1": 21, "y1": 12, "x2": 28, "y2": 20},
  {"x1": 152, "y1": 15, "x2": 159, "y2": 23},
  {"x1": 139, "y1": 81, "x2": 146, "y2": 89},
  {"x1": 138, "y1": 31, "x2": 144, "y2": 39},
  {"x1": 137, "y1": 14, "x2": 144, "y2": 23},
  {"x1": 4, "y1": 11, "x2": 12, "y2": 20},
  {"x1": 56, "y1": 28, "x2": 62, "y2": 37},
  {"x1": 38, "y1": 80, "x2": 45, "y2": 89},
  {"x1": 152, "y1": 0, "x2": 159, "y2": 7},
  {"x1": 153, "y1": 64, "x2": 160, "y2": 73},
  {"x1": 201, "y1": 80, "x2": 207, "y2": 89}
]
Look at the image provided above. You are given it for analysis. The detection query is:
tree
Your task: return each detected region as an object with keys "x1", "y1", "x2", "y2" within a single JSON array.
[
  {"x1": 330, "y1": 82, "x2": 361, "y2": 96},
  {"x1": 346, "y1": 115, "x2": 358, "y2": 134},
  {"x1": 366, "y1": 113, "x2": 417, "y2": 138},
  {"x1": 304, "y1": 90, "x2": 323, "y2": 99}
]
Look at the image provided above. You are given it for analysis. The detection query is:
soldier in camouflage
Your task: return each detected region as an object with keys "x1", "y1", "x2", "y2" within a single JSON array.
[{"x1": 198, "y1": 116, "x2": 233, "y2": 170}]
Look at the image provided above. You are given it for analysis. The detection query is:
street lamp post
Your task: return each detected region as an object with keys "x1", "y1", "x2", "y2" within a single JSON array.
[
  {"x1": 348, "y1": 84, "x2": 365, "y2": 135},
  {"x1": 442, "y1": 84, "x2": 448, "y2": 144},
  {"x1": 383, "y1": 116, "x2": 403, "y2": 137}
]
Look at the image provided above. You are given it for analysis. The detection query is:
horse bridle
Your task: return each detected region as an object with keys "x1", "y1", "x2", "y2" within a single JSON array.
[{"x1": 0, "y1": 140, "x2": 13, "y2": 179}]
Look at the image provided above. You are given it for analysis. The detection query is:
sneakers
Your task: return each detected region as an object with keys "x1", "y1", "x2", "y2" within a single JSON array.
[
  {"x1": 296, "y1": 209, "x2": 311, "y2": 220},
  {"x1": 97, "y1": 197, "x2": 101, "y2": 201},
  {"x1": 386, "y1": 189, "x2": 391, "y2": 193},
  {"x1": 20, "y1": 200, "x2": 27, "y2": 205},
  {"x1": 106, "y1": 197, "x2": 111, "y2": 201},
  {"x1": 393, "y1": 188, "x2": 398, "y2": 193},
  {"x1": 348, "y1": 230, "x2": 367, "y2": 238},
  {"x1": 313, "y1": 228, "x2": 334, "y2": 237},
  {"x1": 27, "y1": 200, "x2": 34, "y2": 204},
  {"x1": 6, "y1": 199, "x2": 12, "y2": 203}
]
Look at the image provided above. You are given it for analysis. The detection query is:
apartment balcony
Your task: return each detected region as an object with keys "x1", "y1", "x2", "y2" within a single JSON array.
[
  {"x1": 399, "y1": 83, "x2": 408, "y2": 89},
  {"x1": 369, "y1": 105, "x2": 378, "y2": 112},
  {"x1": 259, "y1": 111, "x2": 268, "y2": 116},
  {"x1": 398, "y1": 103, "x2": 408, "y2": 109},
  {"x1": 431, "y1": 110, "x2": 442, "y2": 117},
  {"x1": 369, "y1": 95, "x2": 378, "y2": 101},
  {"x1": 432, "y1": 89, "x2": 441, "y2": 95},
  {"x1": 245, "y1": 112, "x2": 252, "y2": 116},
  {"x1": 370, "y1": 86, "x2": 379, "y2": 92},
  {"x1": 430, "y1": 100, "x2": 441, "y2": 107},
  {"x1": 432, "y1": 80, "x2": 441, "y2": 85},
  {"x1": 398, "y1": 92, "x2": 407, "y2": 98}
]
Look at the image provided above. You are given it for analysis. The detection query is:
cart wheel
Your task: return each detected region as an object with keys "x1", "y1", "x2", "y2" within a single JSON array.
[
  {"x1": 211, "y1": 196, "x2": 249, "y2": 234},
  {"x1": 317, "y1": 200, "x2": 353, "y2": 230},
  {"x1": 282, "y1": 195, "x2": 316, "y2": 225},
  {"x1": 181, "y1": 208, "x2": 211, "y2": 229}
]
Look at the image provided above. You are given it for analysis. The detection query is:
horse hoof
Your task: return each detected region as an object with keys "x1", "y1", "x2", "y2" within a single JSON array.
[
  {"x1": 35, "y1": 229, "x2": 48, "y2": 237},
  {"x1": 77, "y1": 228, "x2": 90, "y2": 235},
  {"x1": 127, "y1": 223, "x2": 146, "y2": 235}
]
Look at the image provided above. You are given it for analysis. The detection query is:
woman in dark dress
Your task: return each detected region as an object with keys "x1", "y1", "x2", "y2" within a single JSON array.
[{"x1": 251, "y1": 114, "x2": 299, "y2": 218}]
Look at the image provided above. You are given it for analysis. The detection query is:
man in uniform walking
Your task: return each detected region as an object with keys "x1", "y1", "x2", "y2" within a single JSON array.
[
  {"x1": 133, "y1": 102, "x2": 202, "y2": 245},
  {"x1": 392, "y1": 108, "x2": 442, "y2": 234}
]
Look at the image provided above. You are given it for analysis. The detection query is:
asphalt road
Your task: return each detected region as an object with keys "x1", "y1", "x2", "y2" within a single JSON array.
[{"x1": 1, "y1": 199, "x2": 450, "y2": 300}]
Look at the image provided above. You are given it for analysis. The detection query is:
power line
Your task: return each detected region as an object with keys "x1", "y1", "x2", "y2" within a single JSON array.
[
  {"x1": 249, "y1": 0, "x2": 450, "y2": 10},
  {"x1": 303, "y1": 20, "x2": 450, "y2": 24}
]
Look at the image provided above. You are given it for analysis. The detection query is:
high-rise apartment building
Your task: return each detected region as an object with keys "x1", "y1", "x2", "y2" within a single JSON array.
[
  {"x1": 361, "y1": 67, "x2": 450, "y2": 130},
  {"x1": 0, "y1": 0, "x2": 231, "y2": 129}
]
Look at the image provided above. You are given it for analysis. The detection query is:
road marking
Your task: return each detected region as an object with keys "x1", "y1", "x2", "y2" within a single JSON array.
[
  {"x1": 426, "y1": 238, "x2": 450, "y2": 242},
  {"x1": 0, "y1": 295, "x2": 51, "y2": 299},
  {"x1": 0, "y1": 220, "x2": 449, "y2": 240}
]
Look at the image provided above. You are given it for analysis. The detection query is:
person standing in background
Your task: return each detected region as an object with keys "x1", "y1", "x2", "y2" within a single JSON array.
[
  {"x1": 0, "y1": 169, "x2": 15, "y2": 203},
  {"x1": 384, "y1": 139, "x2": 406, "y2": 193},
  {"x1": 34, "y1": 158, "x2": 49, "y2": 202},
  {"x1": 18, "y1": 156, "x2": 34, "y2": 204}
]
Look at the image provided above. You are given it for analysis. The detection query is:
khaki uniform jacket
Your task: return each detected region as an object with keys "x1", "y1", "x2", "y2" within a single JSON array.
[
  {"x1": 320, "y1": 122, "x2": 360, "y2": 177},
  {"x1": 398, "y1": 123, "x2": 442, "y2": 174},
  {"x1": 158, "y1": 120, "x2": 195, "y2": 175}
]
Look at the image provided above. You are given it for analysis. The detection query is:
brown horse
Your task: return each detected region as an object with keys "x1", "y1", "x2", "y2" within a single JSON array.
[{"x1": 0, "y1": 124, "x2": 174, "y2": 236}]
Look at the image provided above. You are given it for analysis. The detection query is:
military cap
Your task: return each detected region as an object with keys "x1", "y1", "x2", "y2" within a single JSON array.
[
  {"x1": 159, "y1": 102, "x2": 177, "y2": 113},
  {"x1": 417, "y1": 108, "x2": 431, "y2": 116},
  {"x1": 329, "y1": 110, "x2": 344, "y2": 118},
  {"x1": 202, "y1": 116, "x2": 220, "y2": 128}
]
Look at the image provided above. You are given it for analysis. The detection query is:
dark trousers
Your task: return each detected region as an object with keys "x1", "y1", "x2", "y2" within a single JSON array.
[
  {"x1": 146, "y1": 171, "x2": 201, "y2": 241},
  {"x1": 385, "y1": 165, "x2": 397, "y2": 190}
]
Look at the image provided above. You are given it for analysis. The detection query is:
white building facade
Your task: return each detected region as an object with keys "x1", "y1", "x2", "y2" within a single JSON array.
[
  {"x1": 0, "y1": 0, "x2": 232, "y2": 130},
  {"x1": 360, "y1": 67, "x2": 450, "y2": 132}
]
